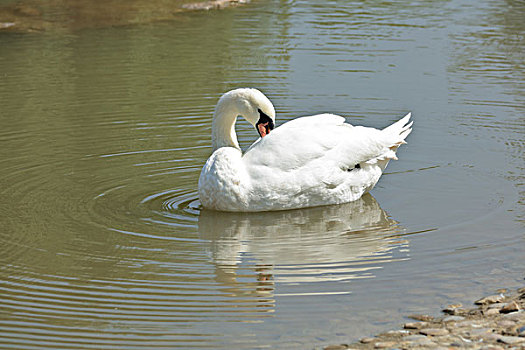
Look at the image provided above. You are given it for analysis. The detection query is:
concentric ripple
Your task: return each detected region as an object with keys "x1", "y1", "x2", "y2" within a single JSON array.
[{"x1": 0, "y1": 107, "x2": 410, "y2": 349}]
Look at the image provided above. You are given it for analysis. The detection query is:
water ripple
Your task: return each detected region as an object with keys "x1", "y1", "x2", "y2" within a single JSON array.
[{"x1": 1, "y1": 0, "x2": 524, "y2": 348}]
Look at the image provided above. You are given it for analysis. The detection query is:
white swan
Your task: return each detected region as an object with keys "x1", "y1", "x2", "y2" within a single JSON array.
[{"x1": 198, "y1": 88, "x2": 412, "y2": 212}]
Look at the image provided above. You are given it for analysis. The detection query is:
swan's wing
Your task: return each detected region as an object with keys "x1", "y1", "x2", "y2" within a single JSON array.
[
  {"x1": 243, "y1": 114, "x2": 345, "y2": 168},
  {"x1": 243, "y1": 113, "x2": 406, "y2": 173}
]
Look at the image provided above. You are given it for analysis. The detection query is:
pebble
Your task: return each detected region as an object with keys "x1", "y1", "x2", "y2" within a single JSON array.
[
  {"x1": 403, "y1": 321, "x2": 427, "y2": 329},
  {"x1": 419, "y1": 328, "x2": 449, "y2": 336},
  {"x1": 323, "y1": 286, "x2": 525, "y2": 350},
  {"x1": 457, "y1": 320, "x2": 483, "y2": 328},
  {"x1": 443, "y1": 315, "x2": 465, "y2": 322},
  {"x1": 450, "y1": 341, "x2": 466, "y2": 347},
  {"x1": 500, "y1": 300, "x2": 520, "y2": 313},
  {"x1": 480, "y1": 346, "x2": 504, "y2": 350},
  {"x1": 503, "y1": 311, "x2": 525, "y2": 321},
  {"x1": 484, "y1": 308, "x2": 500, "y2": 316},
  {"x1": 323, "y1": 345, "x2": 349, "y2": 350},
  {"x1": 403, "y1": 334, "x2": 428, "y2": 341},
  {"x1": 496, "y1": 335, "x2": 525, "y2": 344},
  {"x1": 359, "y1": 337, "x2": 375, "y2": 344},
  {"x1": 475, "y1": 294, "x2": 504, "y2": 305},
  {"x1": 412, "y1": 337, "x2": 436, "y2": 346},
  {"x1": 374, "y1": 341, "x2": 396, "y2": 348},
  {"x1": 496, "y1": 319, "x2": 516, "y2": 328},
  {"x1": 407, "y1": 314, "x2": 434, "y2": 322},
  {"x1": 385, "y1": 329, "x2": 410, "y2": 336},
  {"x1": 487, "y1": 302, "x2": 506, "y2": 309},
  {"x1": 443, "y1": 303, "x2": 463, "y2": 315},
  {"x1": 447, "y1": 303, "x2": 463, "y2": 309},
  {"x1": 467, "y1": 327, "x2": 494, "y2": 337}
]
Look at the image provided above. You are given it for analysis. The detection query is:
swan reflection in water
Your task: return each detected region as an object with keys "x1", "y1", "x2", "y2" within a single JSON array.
[{"x1": 198, "y1": 194, "x2": 409, "y2": 301}]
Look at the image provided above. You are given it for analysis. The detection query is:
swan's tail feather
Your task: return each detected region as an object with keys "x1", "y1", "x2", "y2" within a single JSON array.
[
  {"x1": 371, "y1": 113, "x2": 412, "y2": 171},
  {"x1": 383, "y1": 112, "x2": 412, "y2": 137},
  {"x1": 382, "y1": 112, "x2": 412, "y2": 149}
]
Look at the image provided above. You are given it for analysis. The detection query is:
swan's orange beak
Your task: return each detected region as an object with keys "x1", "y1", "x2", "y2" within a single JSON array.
[{"x1": 257, "y1": 122, "x2": 271, "y2": 138}]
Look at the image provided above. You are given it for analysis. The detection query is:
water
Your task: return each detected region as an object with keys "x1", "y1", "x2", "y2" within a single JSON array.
[{"x1": 0, "y1": 0, "x2": 523, "y2": 348}]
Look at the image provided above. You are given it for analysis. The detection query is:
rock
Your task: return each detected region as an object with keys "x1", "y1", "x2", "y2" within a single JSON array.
[
  {"x1": 446, "y1": 303, "x2": 463, "y2": 309},
  {"x1": 403, "y1": 334, "x2": 428, "y2": 341},
  {"x1": 419, "y1": 328, "x2": 449, "y2": 336},
  {"x1": 475, "y1": 294, "x2": 504, "y2": 305},
  {"x1": 496, "y1": 335, "x2": 525, "y2": 344},
  {"x1": 467, "y1": 327, "x2": 494, "y2": 337},
  {"x1": 496, "y1": 319, "x2": 516, "y2": 328},
  {"x1": 403, "y1": 322, "x2": 427, "y2": 329},
  {"x1": 485, "y1": 333, "x2": 503, "y2": 341},
  {"x1": 487, "y1": 303, "x2": 506, "y2": 309},
  {"x1": 407, "y1": 314, "x2": 434, "y2": 322},
  {"x1": 359, "y1": 337, "x2": 375, "y2": 344},
  {"x1": 443, "y1": 315, "x2": 465, "y2": 322},
  {"x1": 479, "y1": 346, "x2": 504, "y2": 350},
  {"x1": 386, "y1": 329, "x2": 410, "y2": 336},
  {"x1": 484, "y1": 308, "x2": 500, "y2": 316},
  {"x1": 456, "y1": 320, "x2": 484, "y2": 328},
  {"x1": 412, "y1": 337, "x2": 436, "y2": 346},
  {"x1": 374, "y1": 341, "x2": 396, "y2": 348},
  {"x1": 449, "y1": 341, "x2": 465, "y2": 347},
  {"x1": 323, "y1": 345, "x2": 349, "y2": 350},
  {"x1": 443, "y1": 303, "x2": 463, "y2": 315},
  {"x1": 403, "y1": 334, "x2": 438, "y2": 346},
  {"x1": 339, "y1": 286, "x2": 525, "y2": 350},
  {"x1": 449, "y1": 308, "x2": 468, "y2": 316},
  {"x1": 503, "y1": 311, "x2": 525, "y2": 321},
  {"x1": 500, "y1": 300, "x2": 520, "y2": 313}
]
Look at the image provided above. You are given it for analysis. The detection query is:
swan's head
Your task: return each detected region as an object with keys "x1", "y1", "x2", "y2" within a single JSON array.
[
  {"x1": 218, "y1": 88, "x2": 276, "y2": 138},
  {"x1": 245, "y1": 89, "x2": 275, "y2": 138}
]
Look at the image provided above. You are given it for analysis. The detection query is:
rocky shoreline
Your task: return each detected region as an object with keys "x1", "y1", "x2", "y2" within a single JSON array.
[{"x1": 324, "y1": 286, "x2": 525, "y2": 350}]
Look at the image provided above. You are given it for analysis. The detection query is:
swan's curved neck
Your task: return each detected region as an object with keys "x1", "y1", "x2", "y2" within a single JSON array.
[{"x1": 212, "y1": 97, "x2": 241, "y2": 151}]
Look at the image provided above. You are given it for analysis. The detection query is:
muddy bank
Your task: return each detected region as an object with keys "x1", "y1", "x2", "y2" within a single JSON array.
[
  {"x1": 323, "y1": 286, "x2": 525, "y2": 350},
  {"x1": 0, "y1": 0, "x2": 249, "y2": 33}
]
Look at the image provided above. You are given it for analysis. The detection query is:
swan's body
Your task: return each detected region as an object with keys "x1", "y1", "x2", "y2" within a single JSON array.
[{"x1": 198, "y1": 88, "x2": 412, "y2": 212}]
